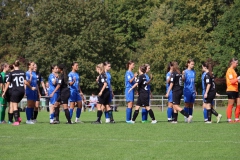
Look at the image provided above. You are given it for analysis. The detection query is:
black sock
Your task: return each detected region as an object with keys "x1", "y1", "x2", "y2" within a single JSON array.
[
  {"x1": 211, "y1": 108, "x2": 218, "y2": 117},
  {"x1": 108, "y1": 110, "x2": 114, "y2": 121},
  {"x1": 173, "y1": 113, "x2": 178, "y2": 121},
  {"x1": 180, "y1": 110, "x2": 189, "y2": 118},
  {"x1": 8, "y1": 113, "x2": 13, "y2": 122},
  {"x1": 18, "y1": 108, "x2": 20, "y2": 118},
  {"x1": 97, "y1": 110, "x2": 103, "y2": 122},
  {"x1": 64, "y1": 109, "x2": 71, "y2": 123},
  {"x1": 55, "y1": 107, "x2": 60, "y2": 121},
  {"x1": 132, "y1": 110, "x2": 139, "y2": 121},
  {"x1": 148, "y1": 109, "x2": 155, "y2": 120},
  {"x1": 13, "y1": 110, "x2": 19, "y2": 122},
  {"x1": 207, "y1": 109, "x2": 212, "y2": 121},
  {"x1": 34, "y1": 111, "x2": 38, "y2": 119}
]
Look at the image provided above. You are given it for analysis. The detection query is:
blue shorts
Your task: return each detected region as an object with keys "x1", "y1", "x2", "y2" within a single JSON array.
[
  {"x1": 50, "y1": 92, "x2": 59, "y2": 105},
  {"x1": 125, "y1": 88, "x2": 134, "y2": 102},
  {"x1": 184, "y1": 91, "x2": 196, "y2": 103},
  {"x1": 168, "y1": 91, "x2": 173, "y2": 103},
  {"x1": 69, "y1": 90, "x2": 82, "y2": 102},
  {"x1": 26, "y1": 90, "x2": 38, "y2": 101}
]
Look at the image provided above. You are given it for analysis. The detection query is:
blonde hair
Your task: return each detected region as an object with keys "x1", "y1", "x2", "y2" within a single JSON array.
[{"x1": 96, "y1": 63, "x2": 105, "y2": 74}]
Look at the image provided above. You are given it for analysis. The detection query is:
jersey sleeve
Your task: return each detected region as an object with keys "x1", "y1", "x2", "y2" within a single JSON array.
[
  {"x1": 58, "y1": 75, "x2": 63, "y2": 85},
  {"x1": 170, "y1": 73, "x2": 176, "y2": 84},
  {"x1": 227, "y1": 69, "x2": 234, "y2": 80},
  {"x1": 137, "y1": 75, "x2": 143, "y2": 85},
  {"x1": 26, "y1": 72, "x2": 30, "y2": 81},
  {"x1": 205, "y1": 74, "x2": 211, "y2": 85},
  {"x1": 7, "y1": 73, "x2": 13, "y2": 83},
  {"x1": 68, "y1": 73, "x2": 73, "y2": 83}
]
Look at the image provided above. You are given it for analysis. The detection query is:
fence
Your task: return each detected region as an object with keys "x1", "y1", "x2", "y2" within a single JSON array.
[{"x1": 19, "y1": 95, "x2": 228, "y2": 112}]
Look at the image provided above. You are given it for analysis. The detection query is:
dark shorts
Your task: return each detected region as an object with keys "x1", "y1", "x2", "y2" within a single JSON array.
[
  {"x1": 36, "y1": 94, "x2": 40, "y2": 102},
  {"x1": 136, "y1": 94, "x2": 149, "y2": 107},
  {"x1": 172, "y1": 90, "x2": 183, "y2": 105},
  {"x1": 57, "y1": 88, "x2": 70, "y2": 104},
  {"x1": 10, "y1": 91, "x2": 25, "y2": 103},
  {"x1": 5, "y1": 89, "x2": 11, "y2": 103},
  {"x1": 98, "y1": 90, "x2": 110, "y2": 105},
  {"x1": 204, "y1": 91, "x2": 216, "y2": 104},
  {"x1": 226, "y1": 91, "x2": 239, "y2": 99}
]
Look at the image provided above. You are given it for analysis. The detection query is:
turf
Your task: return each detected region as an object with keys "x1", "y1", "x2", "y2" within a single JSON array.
[{"x1": 0, "y1": 107, "x2": 239, "y2": 160}]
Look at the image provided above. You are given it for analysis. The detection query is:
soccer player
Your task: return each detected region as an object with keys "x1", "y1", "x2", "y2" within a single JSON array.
[
  {"x1": 225, "y1": 58, "x2": 240, "y2": 123},
  {"x1": 202, "y1": 62, "x2": 222, "y2": 123},
  {"x1": 103, "y1": 61, "x2": 115, "y2": 123},
  {"x1": 50, "y1": 64, "x2": 71, "y2": 124},
  {"x1": 127, "y1": 65, "x2": 157, "y2": 124},
  {"x1": 141, "y1": 64, "x2": 152, "y2": 123},
  {"x1": 48, "y1": 65, "x2": 59, "y2": 124},
  {"x1": 68, "y1": 62, "x2": 84, "y2": 123},
  {"x1": 2, "y1": 60, "x2": 36, "y2": 126},
  {"x1": 201, "y1": 70, "x2": 208, "y2": 122},
  {"x1": 25, "y1": 61, "x2": 40, "y2": 124},
  {"x1": 92, "y1": 63, "x2": 111, "y2": 124},
  {"x1": 125, "y1": 60, "x2": 137, "y2": 122},
  {"x1": 0, "y1": 63, "x2": 9, "y2": 123},
  {"x1": 32, "y1": 63, "x2": 47, "y2": 122},
  {"x1": 182, "y1": 59, "x2": 196, "y2": 122},
  {"x1": 165, "y1": 61, "x2": 193, "y2": 123},
  {"x1": 166, "y1": 62, "x2": 174, "y2": 122}
]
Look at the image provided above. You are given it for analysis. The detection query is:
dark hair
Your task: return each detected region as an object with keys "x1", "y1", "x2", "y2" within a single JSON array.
[
  {"x1": 103, "y1": 61, "x2": 111, "y2": 66},
  {"x1": 0, "y1": 63, "x2": 8, "y2": 72},
  {"x1": 14, "y1": 60, "x2": 20, "y2": 67},
  {"x1": 27, "y1": 61, "x2": 34, "y2": 68},
  {"x1": 186, "y1": 59, "x2": 194, "y2": 68},
  {"x1": 167, "y1": 62, "x2": 173, "y2": 72},
  {"x1": 139, "y1": 65, "x2": 147, "y2": 73},
  {"x1": 229, "y1": 58, "x2": 238, "y2": 67},
  {"x1": 71, "y1": 62, "x2": 78, "y2": 67},
  {"x1": 202, "y1": 62, "x2": 213, "y2": 78},
  {"x1": 172, "y1": 61, "x2": 180, "y2": 74},
  {"x1": 58, "y1": 64, "x2": 68, "y2": 83},
  {"x1": 126, "y1": 60, "x2": 134, "y2": 69},
  {"x1": 9, "y1": 64, "x2": 14, "y2": 70},
  {"x1": 50, "y1": 64, "x2": 57, "y2": 73}
]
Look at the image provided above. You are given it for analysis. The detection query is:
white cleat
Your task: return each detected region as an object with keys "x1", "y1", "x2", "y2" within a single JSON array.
[
  {"x1": 126, "y1": 120, "x2": 135, "y2": 124},
  {"x1": 187, "y1": 116, "x2": 193, "y2": 123},
  {"x1": 32, "y1": 119, "x2": 37, "y2": 123},
  {"x1": 216, "y1": 114, "x2": 222, "y2": 123},
  {"x1": 171, "y1": 121, "x2": 178, "y2": 124},
  {"x1": 151, "y1": 120, "x2": 157, "y2": 124},
  {"x1": 184, "y1": 117, "x2": 188, "y2": 123},
  {"x1": 205, "y1": 121, "x2": 212, "y2": 124},
  {"x1": 105, "y1": 118, "x2": 110, "y2": 123},
  {"x1": 26, "y1": 120, "x2": 35, "y2": 124},
  {"x1": 75, "y1": 119, "x2": 84, "y2": 123}
]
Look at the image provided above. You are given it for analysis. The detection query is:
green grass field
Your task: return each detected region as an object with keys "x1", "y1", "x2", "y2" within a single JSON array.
[{"x1": 0, "y1": 107, "x2": 239, "y2": 160}]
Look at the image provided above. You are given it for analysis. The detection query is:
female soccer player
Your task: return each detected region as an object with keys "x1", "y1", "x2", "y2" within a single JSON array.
[
  {"x1": 165, "y1": 61, "x2": 193, "y2": 123},
  {"x1": 182, "y1": 59, "x2": 196, "y2": 122},
  {"x1": 92, "y1": 63, "x2": 111, "y2": 124},
  {"x1": 25, "y1": 61, "x2": 40, "y2": 124},
  {"x1": 103, "y1": 61, "x2": 114, "y2": 123},
  {"x1": 0, "y1": 63, "x2": 9, "y2": 123},
  {"x1": 2, "y1": 60, "x2": 36, "y2": 126},
  {"x1": 68, "y1": 62, "x2": 84, "y2": 123},
  {"x1": 141, "y1": 64, "x2": 152, "y2": 123},
  {"x1": 202, "y1": 62, "x2": 222, "y2": 123},
  {"x1": 225, "y1": 58, "x2": 240, "y2": 123},
  {"x1": 32, "y1": 63, "x2": 47, "y2": 123},
  {"x1": 48, "y1": 65, "x2": 59, "y2": 124},
  {"x1": 127, "y1": 65, "x2": 157, "y2": 124},
  {"x1": 125, "y1": 60, "x2": 137, "y2": 122},
  {"x1": 50, "y1": 64, "x2": 71, "y2": 124},
  {"x1": 166, "y1": 62, "x2": 174, "y2": 122}
]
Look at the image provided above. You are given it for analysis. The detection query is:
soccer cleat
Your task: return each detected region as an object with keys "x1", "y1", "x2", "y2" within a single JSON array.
[
  {"x1": 126, "y1": 120, "x2": 135, "y2": 124},
  {"x1": 142, "y1": 120, "x2": 149, "y2": 123},
  {"x1": 228, "y1": 120, "x2": 235, "y2": 123},
  {"x1": 8, "y1": 121, "x2": 13, "y2": 124},
  {"x1": 205, "y1": 121, "x2": 212, "y2": 124},
  {"x1": 75, "y1": 119, "x2": 84, "y2": 123},
  {"x1": 184, "y1": 117, "x2": 188, "y2": 123},
  {"x1": 187, "y1": 116, "x2": 193, "y2": 123},
  {"x1": 1, "y1": 120, "x2": 6, "y2": 124},
  {"x1": 91, "y1": 121, "x2": 101, "y2": 124},
  {"x1": 12, "y1": 122, "x2": 20, "y2": 126},
  {"x1": 168, "y1": 120, "x2": 172, "y2": 122},
  {"x1": 234, "y1": 120, "x2": 240, "y2": 123},
  {"x1": 151, "y1": 120, "x2": 157, "y2": 124},
  {"x1": 105, "y1": 118, "x2": 110, "y2": 123},
  {"x1": 53, "y1": 120, "x2": 60, "y2": 124},
  {"x1": 171, "y1": 121, "x2": 178, "y2": 124},
  {"x1": 32, "y1": 119, "x2": 37, "y2": 123},
  {"x1": 26, "y1": 120, "x2": 35, "y2": 124},
  {"x1": 18, "y1": 117, "x2": 22, "y2": 123},
  {"x1": 216, "y1": 114, "x2": 222, "y2": 123},
  {"x1": 110, "y1": 120, "x2": 115, "y2": 123}
]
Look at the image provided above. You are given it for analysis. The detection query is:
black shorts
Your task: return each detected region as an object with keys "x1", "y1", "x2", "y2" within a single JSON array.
[
  {"x1": 226, "y1": 91, "x2": 239, "y2": 99},
  {"x1": 10, "y1": 91, "x2": 25, "y2": 103},
  {"x1": 98, "y1": 90, "x2": 110, "y2": 105},
  {"x1": 172, "y1": 90, "x2": 183, "y2": 105},
  {"x1": 5, "y1": 89, "x2": 11, "y2": 103},
  {"x1": 136, "y1": 94, "x2": 149, "y2": 107},
  {"x1": 57, "y1": 88, "x2": 70, "y2": 104},
  {"x1": 204, "y1": 91, "x2": 216, "y2": 104}
]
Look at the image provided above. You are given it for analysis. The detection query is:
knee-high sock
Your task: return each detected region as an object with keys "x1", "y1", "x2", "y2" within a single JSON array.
[
  {"x1": 132, "y1": 110, "x2": 139, "y2": 121},
  {"x1": 184, "y1": 107, "x2": 189, "y2": 115},
  {"x1": 167, "y1": 107, "x2": 173, "y2": 119},
  {"x1": 69, "y1": 108, "x2": 73, "y2": 119},
  {"x1": 211, "y1": 108, "x2": 218, "y2": 117},
  {"x1": 203, "y1": 108, "x2": 207, "y2": 120},
  {"x1": 141, "y1": 108, "x2": 147, "y2": 121},
  {"x1": 97, "y1": 110, "x2": 103, "y2": 122},
  {"x1": 180, "y1": 110, "x2": 189, "y2": 118},
  {"x1": 189, "y1": 107, "x2": 193, "y2": 115},
  {"x1": 55, "y1": 107, "x2": 60, "y2": 121},
  {"x1": 235, "y1": 105, "x2": 240, "y2": 119},
  {"x1": 148, "y1": 109, "x2": 155, "y2": 120},
  {"x1": 76, "y1": 108, "x2": 81, "y2": 119},
  {"x1": 13, "y1": 110, "x2": 19, "y2": 122},
  {"x1": 64, "y1": 109, "x2": 71, "y2": 123},
  {"x1": 226, "y1": 105, "x2": 233, "y2": 119},
  {"x1": 126, "y1": 108, "x2": 132, "y2": 121},
  {"x1": 207, "y1": 109, "x2": 212, "y2": 122}
]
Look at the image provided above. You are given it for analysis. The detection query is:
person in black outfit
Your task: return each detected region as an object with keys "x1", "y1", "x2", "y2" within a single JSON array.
[
  {"x1": 49, "y1": 64, "x2": 71, "y2": 124},
  {"x1": 127, "y1": 65, "x2": 157, "y2": 124},
  {"x1": 166, "y1": 61, "x2": 193, "y2": 123}
]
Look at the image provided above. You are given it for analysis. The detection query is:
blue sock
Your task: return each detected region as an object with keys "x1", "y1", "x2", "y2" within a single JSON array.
[
  {"x1": 184, "y1": 107, "x2": 189, "y2": 115},
  {"x1": 105, "y1": 111, "x2": 110, "y2": 119},
  {"x1": 203, "y1": 108, "x2": 207, "y2": 120},
  {"x1": 189, "y1": 108, "x2": 193, "y2": 115},
  {"x1": 50, "y1": 113, "x2": 54, "y2": 119},
  {"x1": 142, "y1": 108, "x2": 147, "y2": 121},
  {"x1": 26, "y1": 108, "x2": 30, "y2": 120},
  {"x1": 146, "y1": 110, "x2": 148, "y2": 120},
  {"x1": 69, "y1": 108, "x2": 73, "y2": 119},
  {"x1": 30, "y1": 108, "x2": 34, "y2": 120},
  {"x1": 76, "y1": 108, "x2": 81, "y2": 118},
  {"x1": 126, "y1": 108, "x2": 132, "y2": 121},
  {"x1": 167, "y1": 107, "x2": 173, "y2": 119}
]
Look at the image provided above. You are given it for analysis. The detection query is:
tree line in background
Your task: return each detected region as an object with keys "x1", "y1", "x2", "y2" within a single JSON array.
[{"x1": 0, "y1": 0, "x2": 239, "y2": 94}]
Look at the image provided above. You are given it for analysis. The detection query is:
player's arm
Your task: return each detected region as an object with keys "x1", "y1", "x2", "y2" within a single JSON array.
[
  {"x1": 24, "y1": 80, "x2": 36, "y2": 91},
  {"x1": 128, "y1": 76, "x2": 141, "y2": 92},
  {"x1": 228, "y1": 71, "x2": 240, "y2": 84},
  {"x1": 98, "y1": 82, "x2": 107, "y2": 96},
  {"x1": 182, "y1": 70, "x2": 186, "y2": 81},
  {"x1": 204, "y1": 75, "x2": 211, "y2": 98},
  {"x1": 41, "y1": 80, "x2": 47, "y2": 95},
  {"x1": 129, "y1": 72, "x2": 138, "y2": 83},
  {"x1": 146, "y1": 74, "x2": 153, "y2": 85},
  {"x1": 166, "y1": 73, "x2": 175, "y2": 97},
  {"x1": 68, "y1": 75, "x2": 75, "y2": 86}
]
